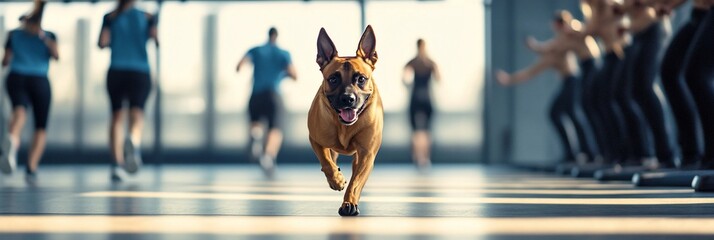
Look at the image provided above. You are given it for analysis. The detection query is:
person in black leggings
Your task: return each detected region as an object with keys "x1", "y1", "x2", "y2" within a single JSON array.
[
  {"x1": 683, "y1": 3, "x2": 714, "y2": 170},
  {"x1": 552, "y1": 10, "x2": 603, "y2": 165},
  {"x1": 625, "y1": 0, "x2": 678, "y2": 169},
  {"x1": 496, "y1": 11, "x2": 592, "y2": 165},
  {"x1": 402, "y1": 39, "x2": 441, "y2": 171},
  {"x1": 0, "y1": 0, "x2": 58, "y2": 180},
  {"x1": 571, "y1": 57, "x2": 601, "y2": 163},
  {"x1": 577, "y1": 0, "x2": 626, "y2": 167},
  {"x1": 532, "y1": 9, "x2": 604, "y2": 168},
  {"x1": 597, "y1": 49, "x2": 635, "y2": 165},
  {"x1": 659, "y1": 1, "x2": 709, "y2": 168},
  {"x1": 634, "y1": 0, "x2": 714, "y2": 190},
  {"x1": 579, "y1": 57, "x2": 606, "y2": 163},
  {"x1": 590, "y1": 1, "x2": 673, "y2": 180},
  {"x1": 580, "y1": 0, "x2": 635, "y2": 168},
  {"x1": 613, "y1": 45, "x2": 655, "y2": 166}
]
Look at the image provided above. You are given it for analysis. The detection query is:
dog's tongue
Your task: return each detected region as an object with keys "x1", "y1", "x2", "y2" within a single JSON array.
[{"x1": 339, "y1": 109, "x2": 357, "y2": 122}]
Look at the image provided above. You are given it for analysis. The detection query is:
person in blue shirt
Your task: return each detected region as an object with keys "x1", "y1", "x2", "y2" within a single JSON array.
[
  {"x1": 98, "y1": 0, "x2": 158, "y2": 181},
  {"x1": 0, "y1": 0, "x2": 58, "y2": 180},
  {"x1": 236, "y1": 27, "x2": 297, "y2": 176}
]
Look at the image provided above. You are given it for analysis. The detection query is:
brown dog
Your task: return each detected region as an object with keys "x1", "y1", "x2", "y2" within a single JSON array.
[{"x1": 308, "y1": 25, "x2": 383, "y2": 216}]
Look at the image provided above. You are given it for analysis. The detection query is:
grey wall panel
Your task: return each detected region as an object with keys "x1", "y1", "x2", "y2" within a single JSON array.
[
  {"x1": 485, "y1": 0, "x2": 515, "y2": 164},
  {"x1": 487, "y1": 0, "x2": 580, "y2": 165}
]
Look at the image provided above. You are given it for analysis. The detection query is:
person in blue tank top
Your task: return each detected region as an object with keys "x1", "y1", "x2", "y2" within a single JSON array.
[
  {"x1": 0, "y1": 0, "x2": 58, "y2": 181},
  {"x1": 98, "y1": 0, "x2": 158, "y2": 182},
  {"x1": 236, "y1": 27, "x2": 297, "y2": 177}
]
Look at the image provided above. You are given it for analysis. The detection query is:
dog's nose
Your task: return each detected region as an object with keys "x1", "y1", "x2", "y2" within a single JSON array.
[{"x1": 340, "y1": 94, "x2": 356, "y2": 105}]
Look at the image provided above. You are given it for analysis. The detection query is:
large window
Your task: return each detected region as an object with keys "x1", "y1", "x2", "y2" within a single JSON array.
[
  {"x1": 214, "y1": 1, "x2": 362, "y2": 149},
  {"x1": 159, "y1": 2, "x2": 208, "y2": 149},
  {"x1": 366, "y1": 1, "x2": 485, "y2": 148},
  {"x1": 0, "y1": 0, "x2": 485, "y2": 161}
]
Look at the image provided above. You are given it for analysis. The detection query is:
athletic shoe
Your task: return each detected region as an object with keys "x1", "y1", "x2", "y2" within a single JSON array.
[
  {"x1": 25, "y1": 166, "x2": 37, "y2": 184},
  {"x1": 250, "y1": 130, "x2": 264, "y2": 162},
  {"x1": 641, "y1": 157, "x2": 660, "y2": 170},
  {"x1": 416, "y1": 158, "x2": 432, "y2": 174},
  {"x1": 259, "y1": 155, "x2": 275, "y2": 177},
  {"x1": 110, "y1": 164, "x2": 129, "y2": 182},
  {"x1": 0, "y1": 135, "x2": 16, "y2": 174},
  {"x1": 122, "y1": 138, "x2": 142, "y2": 174},
  {"x1": 251, "y1": 140, "x2": 263, "y2": 162}
]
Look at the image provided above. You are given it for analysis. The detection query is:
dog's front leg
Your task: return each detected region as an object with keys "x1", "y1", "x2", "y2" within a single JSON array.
[
  {"x1": 339, "y1": 147, "x2": 376, "y2": 216},
  {"x1": 310, "y1": 138, "x2": 346, "y2": 191}
]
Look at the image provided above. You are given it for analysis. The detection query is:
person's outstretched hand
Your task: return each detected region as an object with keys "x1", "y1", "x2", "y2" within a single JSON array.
[{"x1": 496, "y1": 70, "x2": 511, "y2": 86}]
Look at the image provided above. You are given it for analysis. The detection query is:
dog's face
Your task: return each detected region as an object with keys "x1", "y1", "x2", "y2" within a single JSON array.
[{"x1": 316, "y1": 26, "x2": 378, "y2": 126}]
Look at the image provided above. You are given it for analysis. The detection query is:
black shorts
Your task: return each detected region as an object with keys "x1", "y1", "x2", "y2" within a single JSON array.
[
  {"x1": 409, "y1": 98, "x2": 433, "y2": 131},
  {"x1": 107, "y1": 69, "x2": 152, "y2": 112},
  {"x1": 248, "y1": 90, "x2": 282, "y2": 129},
  {"x1": 5, "y1": 72, "x2": 52, "y2": 130}
]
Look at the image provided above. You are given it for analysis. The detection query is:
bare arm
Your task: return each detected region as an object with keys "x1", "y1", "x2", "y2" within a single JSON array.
[
  {"x1": 44, "y1": 37, "x2": 59, "y2": 60},
  {"x1": 581, "y1": 0, "x2": 594, "y2": 21},
  {"x1": 2, "y1": 33, "x2": 11, "y2": 67},
  {"x1": 98, "y1": 13, "x2": 114, "y2": 49},
  {"x1": 149, "y1": 27, "x2": 158, "y2": 47},
  {"x1": 585, "y1": 35, "x2": 601, "y2": 58},
  {"x1": 643, "y1": 0, "x2": 687, "y2": 9},
  {"x1": 402, "y1": 65, "x2": 414, "y2": 86},
  {"x1": 98, "y1": 26, "x2": 111, "y2": 49},
  {"x1": 2, "y1": 49, "x2": 11, "y2": 68},
  {"x1": 432, "y1": 63, "x2": 442, "y2": 82},
  {"x1": 285, "y1": 63, "x2": 297, "y2": 81},
  {"x1": 526, "y1": 36, "x2": 556, "y2": 54},
  {"x1": 236, "y1": 54, "x2": 251, "y2": 72},
  {"x1": 147, "y1": 13, "x2": 159, "y2": 47},
  {"x1": 496, "y1": 57, "x2": 551, "y2": 86}
]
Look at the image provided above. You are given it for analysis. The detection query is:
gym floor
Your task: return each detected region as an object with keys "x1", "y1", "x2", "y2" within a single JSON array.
[{"x1": 1, "y1": 164, "x2": 714, "y2": 240}]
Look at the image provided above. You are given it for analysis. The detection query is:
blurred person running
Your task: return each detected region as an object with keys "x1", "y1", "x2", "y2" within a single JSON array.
[
  {"x1": 236, "y1": 27, "x2": 297, "y2": 177},
  {"x1": 98, "y1": 0, "x2": 158, "y2": 181}
]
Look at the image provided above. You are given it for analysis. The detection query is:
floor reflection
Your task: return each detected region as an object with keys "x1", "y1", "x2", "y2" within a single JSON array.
[{"x1": 1, "y1": 164, "x2": 714, "y2": 239}]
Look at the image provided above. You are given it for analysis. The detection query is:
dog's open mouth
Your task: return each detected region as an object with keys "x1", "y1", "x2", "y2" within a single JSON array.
[
  {"x1": 332, "y1": 94, "x2": 370, "y2": 126},
  {"x1": 338, "y1": 108, "x2": 359, "y2": 125}
]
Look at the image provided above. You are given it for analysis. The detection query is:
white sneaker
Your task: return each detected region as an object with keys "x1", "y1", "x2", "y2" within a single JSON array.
[
  {"x1": 111, "y1": 164, "x2": 129, "y2": 182},
  {"x1": 250, "y1": 130, "x2": 264, "y2": 162},
  {"x1": 416, "y1": 158, "x2": 432, "y2": 174},
  {"x1": 0, "y1": 135, "x2": 16, "y2": 174},
  {"x1": 25, "y1": 168, "x2": 37, "y2": 185},
  {"x1": 259, "y1": 155, "x2": 275, "y2": 177},
  {"x1": 251, "y1": 142, "x2": 263, "y2": 162},
  {"x1": 123, "y1": 138, "x2": 142, "y2": 174}
]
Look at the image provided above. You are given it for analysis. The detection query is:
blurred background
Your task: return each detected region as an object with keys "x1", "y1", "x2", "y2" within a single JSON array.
[
  {"x1": 487, "y1": 0, "x2": 691, "y2": 168},
  {"x1": 2, "y1": 0, "x2": 689, "y2": 166},
  {"x1": 0, "y1": 0, "x2": 485, "y2": 164}
]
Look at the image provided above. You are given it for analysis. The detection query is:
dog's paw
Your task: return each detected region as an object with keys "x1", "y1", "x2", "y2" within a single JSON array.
[
  {"x1": 338, "y1": 202, "x2": 360, "y2": 216},
  {"x1": 325, "y1": 169, "x2": 347, "y2": 191}
]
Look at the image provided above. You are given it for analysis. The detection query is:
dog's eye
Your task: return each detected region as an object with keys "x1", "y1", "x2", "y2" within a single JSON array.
[
  {"x1": 328, "y1": 76, "x2": 339, "y2": 84},
  {"x1": 357, "y1": 76, "x2": 367, "y2": 85}
]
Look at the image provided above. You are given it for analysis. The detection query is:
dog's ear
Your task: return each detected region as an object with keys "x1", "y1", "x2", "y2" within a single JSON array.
[
  {"x1": 356, "y1": 25, "x2": 378, "y2": 67},
  {"x1": 317, "y1": 28, "x2": 338, "y2": 70}
]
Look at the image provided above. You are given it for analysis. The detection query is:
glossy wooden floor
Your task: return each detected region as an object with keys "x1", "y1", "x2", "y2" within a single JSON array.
[{"x1": 1, "y1": 164, "x2": 714, "y2": 240}]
